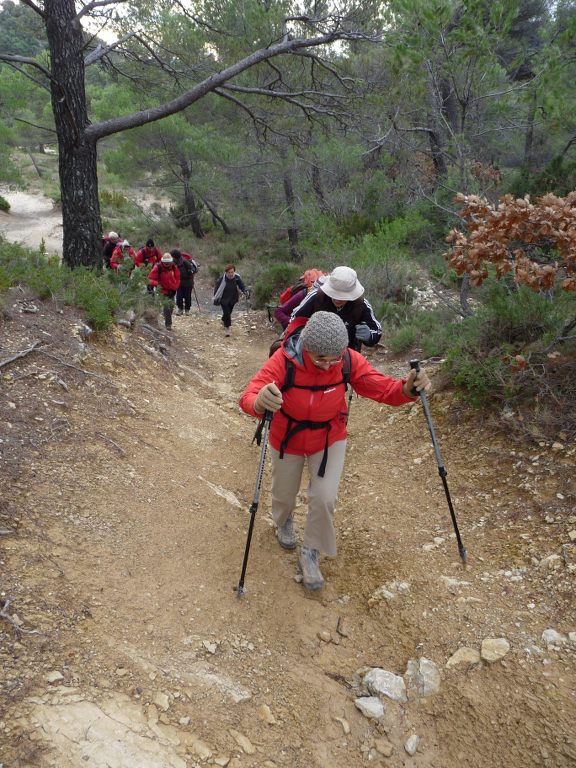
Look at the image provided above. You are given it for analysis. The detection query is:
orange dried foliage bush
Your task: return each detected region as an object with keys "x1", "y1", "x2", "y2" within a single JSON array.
[{"x1": 444, "y1": 192, "x2": 576, "y2": 292}]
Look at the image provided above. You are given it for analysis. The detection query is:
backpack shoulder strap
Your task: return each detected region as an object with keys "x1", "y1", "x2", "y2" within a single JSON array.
[
  {"x1": 342, "y1": 349, "x2": 351, "y2": 387},
  {"x1": 282, "y1": 359, "x2": 295, "y2": 392}
]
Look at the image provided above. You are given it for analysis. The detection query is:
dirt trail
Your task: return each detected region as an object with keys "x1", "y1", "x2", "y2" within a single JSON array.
[
  {"x1": 0, "y1": 188, "x2": 63, "y2": 255},
  {"x1": 0, "y1": 266, "x2": 575, "y2": 767}
]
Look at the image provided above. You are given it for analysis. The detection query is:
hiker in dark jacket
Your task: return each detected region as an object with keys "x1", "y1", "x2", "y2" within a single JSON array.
[
  {"x1": 213, "y1": 263, "x2": 249, "y2": 337},
  {"x1": 102, "y1": 231, "x2": 119, "y2": 269},
  {"x1": 239, "y1": 312, "x2": 430, "y2": 591},
  {"x1": 171, "y1": 249, "x2": 198, "y2": 315},
  {"x1": 287, "y1": 266, "x2": 381, "y2": 350}
]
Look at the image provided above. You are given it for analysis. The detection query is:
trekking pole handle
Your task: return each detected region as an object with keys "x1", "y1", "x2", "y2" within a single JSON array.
[{"x1": 409, "y1": 359, "x2": 420, "y2": 396}]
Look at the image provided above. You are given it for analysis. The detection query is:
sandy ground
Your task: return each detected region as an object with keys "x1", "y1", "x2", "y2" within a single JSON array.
[
  {"x1": 0, "y1": 188, "x2": 63, "y2": 255},
  {"x1": 0, "y1": 261, "x2": 575, "y2": 768}
]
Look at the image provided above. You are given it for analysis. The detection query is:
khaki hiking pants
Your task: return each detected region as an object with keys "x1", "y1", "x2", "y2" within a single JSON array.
[{"x1": 269, "y1": 440, "x2": 347, "y2": 557}]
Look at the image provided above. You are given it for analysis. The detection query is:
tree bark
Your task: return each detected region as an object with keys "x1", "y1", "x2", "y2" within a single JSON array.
[
  {"x1": 311, "y1": 164, "x2": 328, "y2": 213},
  {"x1": 424, "y1": 61, "x2": 448, "y2": 180},
  {"x1": 202, "y1": 196, "x2": 231, "y2": 234},
  {"x1": 283, "y1": 172, "x2": 302, "y2": 262},
  {"x1": 522, "y1": 87, "x2": 538, "y2": 172},
  {"x1": 179, "y1": 158, "x2": 205, "y2": 238},
  {"x1": 45, "y1": 0, "x2": 102, "y2": 268}
]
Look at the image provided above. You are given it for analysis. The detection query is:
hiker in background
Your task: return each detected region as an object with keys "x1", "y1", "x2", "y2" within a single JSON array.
[
  {"x1": 171, "y1": 249, "x2": 197, "y2": 315},
  {"x1": 134, "y1": 238, "x2": 162, "y2": 268},
  {"x1": 288, "y1": 266, "x2": 381, "y2": 350},
  {"x1": 110, "y1": 239, "x2": 136, "y2": 271},
  {"x1": 213, "y1": 263, "x2": 250, "y2": 337},
  {"x1": 239, "y1": 312, "x2": 430, "y2": 591},
  {"x1": 148, "y1": 253, "x2": 180, "y2": 330},
  {"x1": 274, "y1": 269, "x2": 325, "y2": 330},
  {"x1": 102, "y1": 231, "x2": 119, "y2": 269}
]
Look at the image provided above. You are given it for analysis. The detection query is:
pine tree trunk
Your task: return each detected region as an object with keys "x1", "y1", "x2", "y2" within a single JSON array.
[
  {"x1": 45, "y1": 0, "x2": 102, "y2": 268},
  {"x1": 180, "y1": 159, "x2": 205, "y2": 238},
  {"x1": 283, "y1": 172, "x2": 302, "y2": 262}
]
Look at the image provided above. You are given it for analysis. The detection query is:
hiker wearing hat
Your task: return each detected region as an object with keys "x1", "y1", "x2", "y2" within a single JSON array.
[
  {"x1": 147, "y1": 253, "x2": 180, "y2": 329},
  {"x1": 239, "y1": 311, "x2": 430, "y2": 590},
  {"x1": 213, "y1": 264, "x2": 250, "y2": 337},
  {"x1": 288, "y1": 266, "x2": 381, "y2": 350},
  {"x1": 102, "y1": 231, "x2": 119, "y2": 269},
  {"x1": 110, "y1": 239, "x2": 136, "y2": 271},
  {"x1": 134, "y1": 238, "x2": 162, "y2": 268},
  {"x1": 171, "y1": 249, "x2": 198, "y2": 315}
]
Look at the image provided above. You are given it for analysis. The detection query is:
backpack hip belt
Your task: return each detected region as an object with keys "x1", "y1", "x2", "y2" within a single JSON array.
[{"x1": 278, "y1": 408, "x2": 332, "y2": 477}]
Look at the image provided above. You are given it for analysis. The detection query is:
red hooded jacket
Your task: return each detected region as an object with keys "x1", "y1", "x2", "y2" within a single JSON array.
[
  {"x1": 134, "y1": 245, "x2": 162, "y2": 267},
  {"x1": 239, "y1": 318, "x2": 414, "y2": 457},
  {"x1": 147, "y1": 263, "x2": 180, "y2": 295},
  {"x1": 110, "y1": 245, "x2": 136, "y2": 270}
]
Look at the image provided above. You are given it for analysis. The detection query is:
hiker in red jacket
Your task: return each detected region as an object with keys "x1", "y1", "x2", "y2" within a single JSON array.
[
  {"x1": 148, "y1": 253, "x2": 180, "y2": 330},
  {"x1": 134, "y1": 238, "x2": 162, "y2": 268},
  {"x1": 239, "y1": 311, "x2": 430, "y2": 591},
  {"x1": 110, "y1": 240, "x2": 136, "y2": 271}
]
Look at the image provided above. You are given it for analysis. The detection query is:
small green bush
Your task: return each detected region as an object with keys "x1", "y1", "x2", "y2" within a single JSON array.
[
  {"x1": 0, "y1": 236, "x2": 155, "y2": 331},
  {"x1": 252, "y1": 263, "x2": 303, "y2": 307},
  {"x1": 0, "y1": 195, "x2": 10, "y2": 212}
]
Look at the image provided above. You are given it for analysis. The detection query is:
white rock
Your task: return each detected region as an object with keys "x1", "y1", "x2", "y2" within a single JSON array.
[
  {"x1": 203, "y1": 640, "x2": 218, "y2": 654},
  {"x1": 153, "y1": 691, "x2": 170, "y2": 711},
  {"x1": 179, "y1": 716, "x2": 191, "y2": 726},
  {"x1": 446, "y1": 647, "x2": 481, "y2": 667},
  {"x1": 354, "y1": 696, "x2": 384, "y2": 719},
  {"x1": 568, "y1": 632, "x2": 576, "y2": 644},
  {"x1": 481, "y1": 638, "x2": 510, "y2": 662},
  {"x1": 364, "y1": 668, "x2": 407, "y2": 703},
  {"x1": 188, "y1": 738, "x2": 212, "y2": 760},
  {"x1": 542, "y1": 629, "x2": 567, "y2": 646},
  {"x1": 229, "y1": 729, "x2": 256, "y2": 754},
  {"x1": 256, "y1": 704, "x2": 277, "y2": 725},
  {"x1": 405, "y1": 658, "x2": 441, "y2": 697},
  {"x1": 333, "y1": 716, "x2": 350, "y2": 734},
  {"x1": 405, "y1": 734, "x2": 420, "y2": 755},
  {"x1": 568, "y1": 530, "x2": 576, "y2": 542},
  {"x1": 45, "y1": 671, "x2": 64, "y2": 684}
]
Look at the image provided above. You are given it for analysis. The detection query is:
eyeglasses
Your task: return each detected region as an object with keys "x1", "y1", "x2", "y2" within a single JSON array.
[{"x1": 310, "y1": 354, "x2": 344, "y2": 367}]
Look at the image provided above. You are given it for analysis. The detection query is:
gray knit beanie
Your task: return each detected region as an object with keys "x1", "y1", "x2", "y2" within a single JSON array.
[{"x1": 300, "y1": 312, "x2": 349, "y2": 356}]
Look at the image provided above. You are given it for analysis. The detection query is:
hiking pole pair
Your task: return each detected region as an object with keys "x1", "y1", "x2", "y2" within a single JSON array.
[
  {"x1": 192, "y1": 286, "x2": 201, "y2": 310},
  {"x1": 236, "y1": 410, "x2": 273, "y2": 596},
  {"x1": 410, "y1": 360, "x2": 468, "y2": 566}
]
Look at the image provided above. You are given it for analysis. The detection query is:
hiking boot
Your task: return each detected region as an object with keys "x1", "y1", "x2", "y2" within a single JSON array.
[
  {"x1": 224, "y1": 328, "x2": 231, "y2": 337},
  {"x1": 184, "y1": 310, "x2": 190, "y2": 316},
  {"x1": 176, "y1": 309, "x2": 183, "y2": 316},
  {"x1": 299, "y1": 546, "x2": 324, "y2": 590},
  {"x1": 276, "y1": 517, "x2": 297, "y2": 550}
]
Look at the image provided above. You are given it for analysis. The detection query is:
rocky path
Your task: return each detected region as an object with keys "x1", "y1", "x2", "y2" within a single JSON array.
[{"x1": 0, "y1": 270, "x2": 575, "y2": 768}]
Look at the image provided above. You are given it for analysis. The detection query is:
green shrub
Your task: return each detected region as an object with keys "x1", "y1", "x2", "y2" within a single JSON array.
[
  {"x1": 251, "y1": 263, "x2": 303, "y2": 307},
  {"x1": 0, "y1": 195, "x2": 10, "y2": 212},
  {"x1": 0, "y1": 236, "x2": 155, "y2": 331},
  {"x1": 100, "y1": 189, "x2": 130, "y2": 209},
  {"x1": 441, "y1": 282, "x2": 572, "y2": 406}
]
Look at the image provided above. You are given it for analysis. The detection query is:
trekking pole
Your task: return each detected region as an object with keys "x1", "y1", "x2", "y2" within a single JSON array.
[
  {"x1": 346, "y1": 339, "x2": 362, "y2": 424},
  {"x1": 409, "y1": 360, "x2": 468, "y2": 566},
  {"x1": 236, "y1": 410, "x2": 273, "y2": 596},
  {"x1": 192, "y1": 286, "x2": 201, "y2": 310}
]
